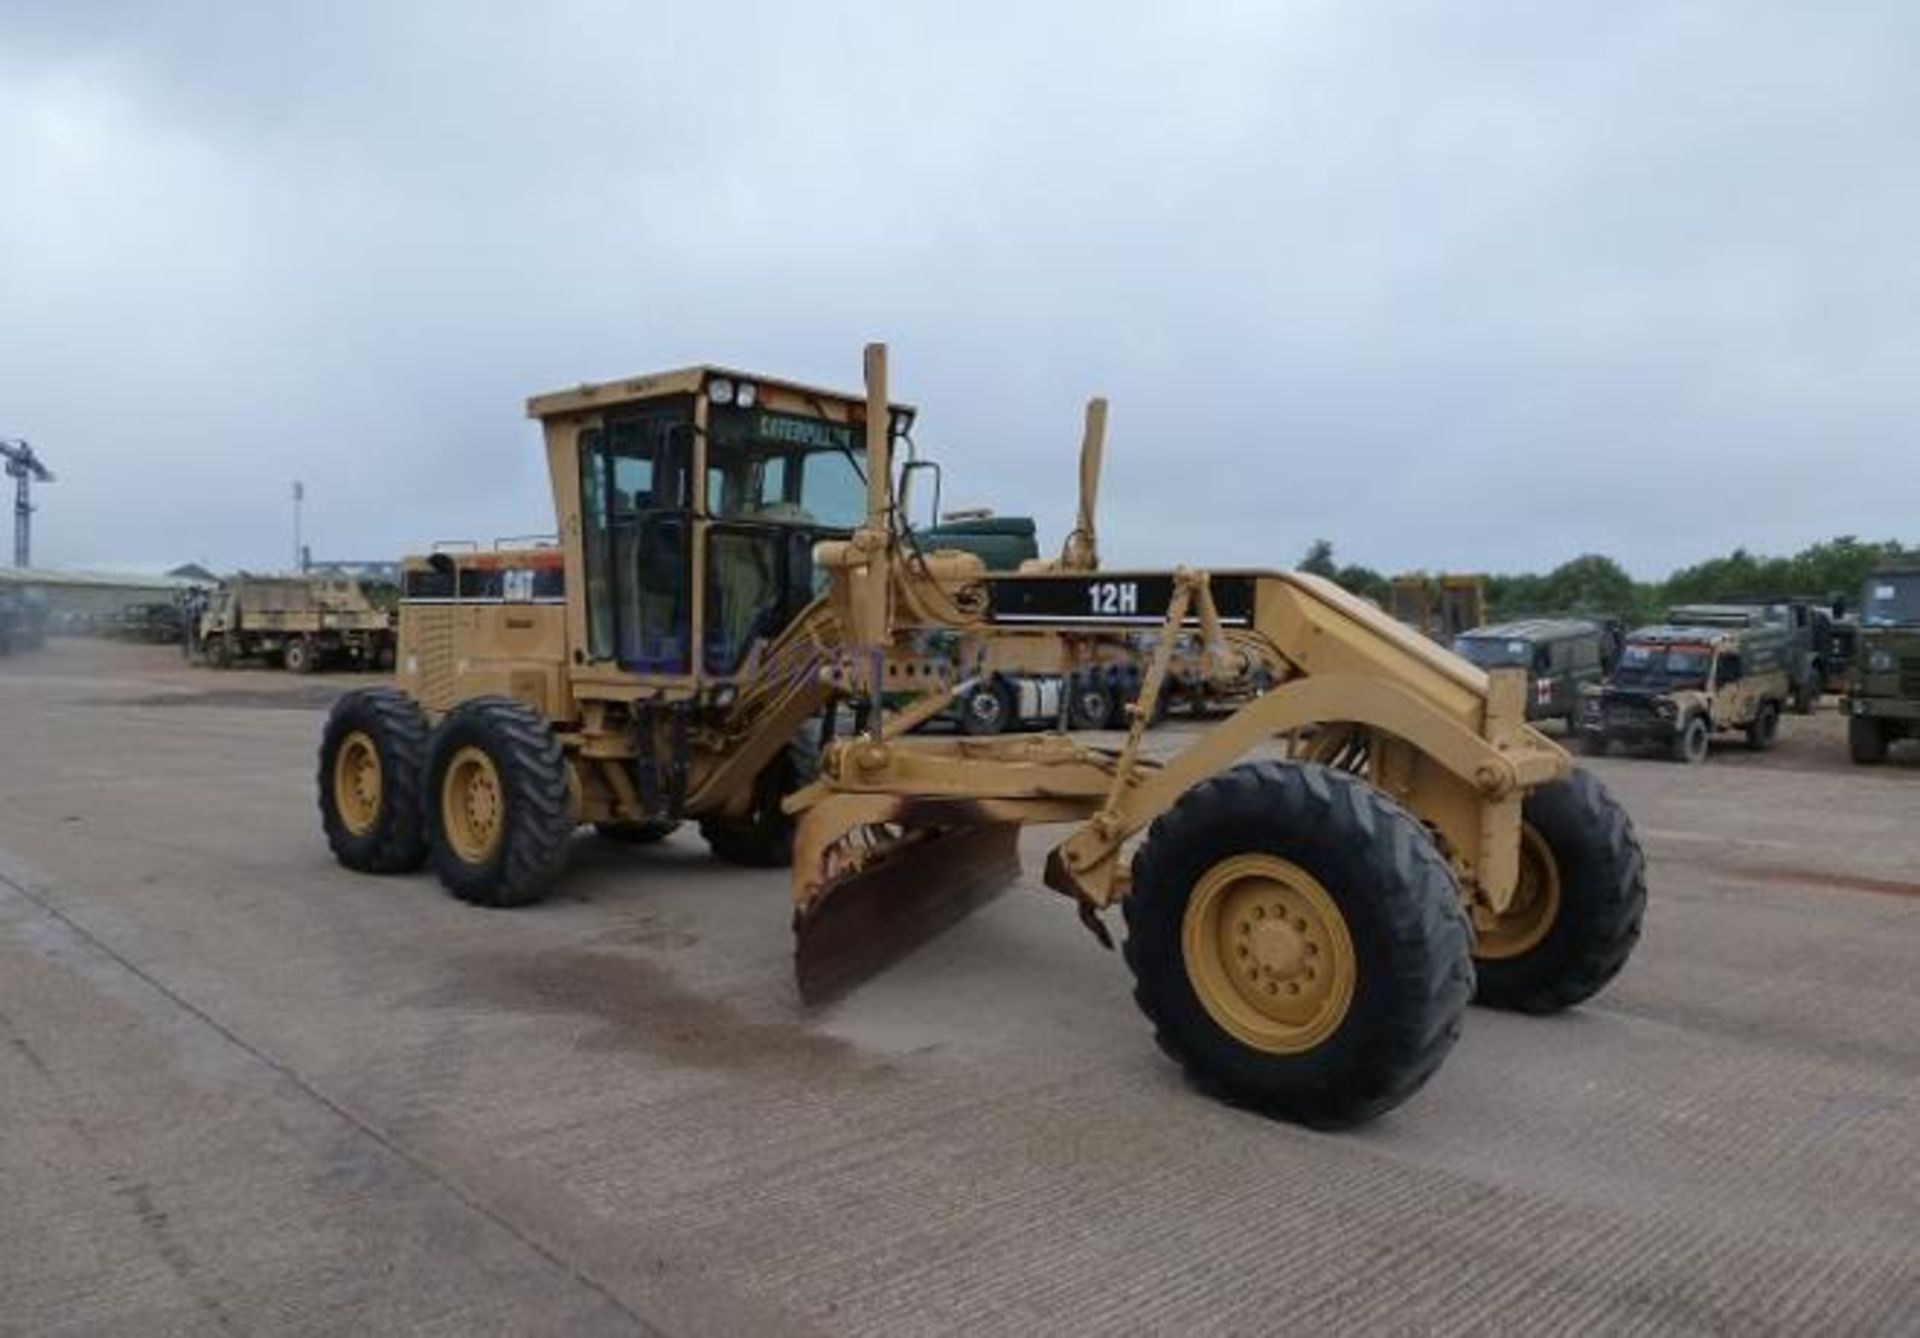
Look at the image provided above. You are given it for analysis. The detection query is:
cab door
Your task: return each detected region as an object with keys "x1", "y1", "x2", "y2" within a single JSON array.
[{"x1": 578, "y1": 405, "x2": 696, "y2": 678}]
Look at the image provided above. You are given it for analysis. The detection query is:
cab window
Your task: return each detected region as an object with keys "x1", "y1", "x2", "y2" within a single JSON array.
[{"x1": 579, "y1": 402, "x2": 694, "y2": 671}]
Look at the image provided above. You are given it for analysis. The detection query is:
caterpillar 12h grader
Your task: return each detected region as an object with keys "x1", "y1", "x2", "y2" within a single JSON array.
[{"x1": 318, "y1": 344, "x2": 1646, "y2": 1128}]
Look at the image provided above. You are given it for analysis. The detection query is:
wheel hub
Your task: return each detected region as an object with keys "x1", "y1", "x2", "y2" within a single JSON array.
[
  {"x1": 443, "y1": 746, "x2": 505, "y2": 863},
  {"x1": 1182, "y1": 854, "x2": 1356, "y2": 1054},
  {"x1": 1474, "y1": 823, "x2": 1560, "y2": 959},
  {"x1": 333, "y1": 731, "x2": 383, "y2": 836}
]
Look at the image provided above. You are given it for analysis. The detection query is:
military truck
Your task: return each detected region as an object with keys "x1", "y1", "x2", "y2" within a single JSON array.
[
  {"x1": 196, "y1": 574, "x2": 395, "y2": 672},
  {"x1": 1842, "y1": 563, "x2": 1920, "y2": 764},
  {"x1": 1668, "y1": 601, "x2": 1822, "y2": 714},
  {"x1": 1452, "y1": 619, "x2": 1609, "y2": 727},
  {"x1": 1576, "y1": 619, "x2": 1792, "y2": 763}
]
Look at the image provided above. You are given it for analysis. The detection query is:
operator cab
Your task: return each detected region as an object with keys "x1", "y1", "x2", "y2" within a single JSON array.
[{"x1": 532, "y1": 367, "x2": 915, "y2": 686}]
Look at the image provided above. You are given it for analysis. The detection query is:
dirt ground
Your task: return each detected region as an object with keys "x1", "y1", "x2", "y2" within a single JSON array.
[{"x1": 2, "y1": 639, "x2": 1916, "y2": 1335}]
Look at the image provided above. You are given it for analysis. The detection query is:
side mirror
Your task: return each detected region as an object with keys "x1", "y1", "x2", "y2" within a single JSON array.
[{"x1": 898, "y1": 459, "x2": 943, "y2": 532}]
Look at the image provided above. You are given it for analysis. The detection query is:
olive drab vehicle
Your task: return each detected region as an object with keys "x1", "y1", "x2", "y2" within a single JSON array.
[
  {"x1": 1577, "y1": 618, "x2": 1792, "y2": 764},
  {"x1": 1668, "y1": 601, "x2": 1823, "y2": 714},
  {"x1": 317, "y1": 344, "x2": 1648, "y2": 1129},
  {"x1": 1842, "y1": 563, "x2": 1920, "y2": 763},
  {"x1": 1452, "y1": 619, "x2": 1610, "y2": 728},
  {"x1": 197, "y1": 574, "x2": 395, "y2": 672}
]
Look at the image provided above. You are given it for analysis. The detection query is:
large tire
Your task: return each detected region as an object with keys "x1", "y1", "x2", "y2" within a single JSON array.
[
  {"x1": 960, "y1": 679, "x2": 1013, "y2": 736},
  {"x1": 1067, "y1": 676, "x2": 1114, "y2": 731},
  {"x1": 206, "y1": 633, "x2": 232, "y2": 669},
  {"x1": 284, "y1": 636, "x2": 316, "y2": 674},
  {"x1": 1744, "y1": 701, "x2": 1780, "y2": 751},
  {"x1": 701, "y1": 728, "x2": 820, "y2": 868},
  {"x1": 317, "y1": 688, "x2": 431, "y2": 873},
  {"x1": 1670, "y1": 714, "x2": 1710, "y2": 765},
  {"x1": 1576, "y1": 730, "x2": 1610, "y2": 757},
  {"x1": 1792, "y1": 679, "x2": 1816, "y2": 716},
  {"x1": 1849, "y1": 716, "x2": 1889, "y2": 765},
  {"x1": 1473, "y1": 768, "x2": 1646, "y2": 1014},
  {"x1": 424, "y1": 697, "x2": 573, "y2": 907},
  {"x1": 1124, "y1": 761, "x2": 1474, "y2": 1129},
  {"x1": 595, "y1": 819, "x2": 679, "y2": 844}
]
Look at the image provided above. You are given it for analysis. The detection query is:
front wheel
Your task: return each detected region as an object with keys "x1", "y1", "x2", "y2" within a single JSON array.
[
  {"x1": 1745, "y1": 702, "x2": 1780, "y2": 751},
  {"x1": 1067, "y1": 677, "x2": 1114, "y2": 731},
  {"x1": 425, "y1": 697, "x2": 574, "y2": 907},
  {"x1": 1124, "y1": 761, "x2": 1474, "y2": 1129},
  {"x1": 284, "y1": 636, "x2": 316, "y2": 674},
  {"x1": 1472, "y1": 768, "x2": 1647, "y2": 1013},
  {"x1": 1849, "y1": 716, "x2": 1889, "y2": 765},
  {"x1": 960, "y1": 679, "x2": 1013, "y2": 736},
  {"x1": 1670, "y1": 714, "x2": 1710, "y2": 765}
]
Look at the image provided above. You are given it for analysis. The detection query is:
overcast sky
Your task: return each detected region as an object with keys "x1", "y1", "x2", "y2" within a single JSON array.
[{"x1": 2, "y1": 1, "x2": 1915, "y2": 578}]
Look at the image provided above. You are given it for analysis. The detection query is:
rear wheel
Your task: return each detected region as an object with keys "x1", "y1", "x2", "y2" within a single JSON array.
[
  {"x1": 284, "y1": 636, "x2": 316, "y2": 674},
  {"x1": 1745, "y1": 702, "x2": 1780, "y2": 751},
  {"x1": 702, "y1": 729, "x2": 820, "y2": 867},
  {"x1": 1849, "y1": 716, "x2": 1889, "y2": 765},
  {"x1": 1670, "y1": 714, "x2": 1710, "y2": 765},
  {"x1": 425, "y1": 698, "x2": 573, "y2": 907},
  {"x1": 317, "y1": 688, "x2": 431, "y2": 873},
  {"x1": 1472, "y1": 768, "x2": 1646, "y2": 1013},
  {"x1": 1124, "y1": 761, "x2": 1473, "y2": 1129},
  {"x1": 1792, "y1": 679, "x2": 1817, "y2": 715}
]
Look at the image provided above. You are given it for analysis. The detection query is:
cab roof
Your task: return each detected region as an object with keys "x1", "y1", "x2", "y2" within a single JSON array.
[
  {"x1": 1459, "y1": 617, "x2": 1599, "y2": 643},
  {"x1": 1628, "y1": 624, "x2": 1741, "y2": 645},
  {"x1": 526, "y1": 364, "x2": 917, "y2": 422}
]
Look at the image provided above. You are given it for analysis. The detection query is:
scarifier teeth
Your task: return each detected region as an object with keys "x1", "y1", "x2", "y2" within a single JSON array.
[{"x1": 793, "y1": 812, "x2": 1022, "y2": 1006}]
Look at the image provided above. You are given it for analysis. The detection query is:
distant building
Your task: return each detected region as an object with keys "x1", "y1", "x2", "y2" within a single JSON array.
[{"x1": 0, "y1": 565, "x2": 213, "y2": 626}]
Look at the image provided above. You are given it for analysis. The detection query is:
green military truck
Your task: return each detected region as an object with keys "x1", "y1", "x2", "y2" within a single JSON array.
[
  {"x1": 1577, "y1": 619, "x2": 1792, "y2": 764},
  {"x1": 1451, "y1": 619, "x2": 1611, "y2": 728},
  {"x1": 1842, "y1": 563, "x2": 1920, "y2": 764}
]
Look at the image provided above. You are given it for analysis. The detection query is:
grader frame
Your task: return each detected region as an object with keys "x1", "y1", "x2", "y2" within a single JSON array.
[{"x1": 323, "y1": 341, "x2": 1645, "y2": 1128}]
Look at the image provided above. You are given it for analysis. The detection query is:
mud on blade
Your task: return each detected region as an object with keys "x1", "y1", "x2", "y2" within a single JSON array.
[{"x1": 792, "y1": 802, "x2": 1023, "y2": 1005}]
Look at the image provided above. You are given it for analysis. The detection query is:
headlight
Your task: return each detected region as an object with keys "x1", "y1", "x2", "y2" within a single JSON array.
[
  {"x1": 734, "y1": 381, "x2": 757, "y2": 409},
  {"x1": 1655, "y1": 700, "x2": 1677, "y2": 717},
  {"x1": 1869, "y1": 649, "x2": 1896, "y2": 672},
  {"x1": 707, "y1": 378, "x2": 736, "y2": 405}
]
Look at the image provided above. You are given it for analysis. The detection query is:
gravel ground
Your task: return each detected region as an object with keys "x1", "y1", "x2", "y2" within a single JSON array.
[{"x1": 2, "y1": 639, "x2": 1916, "y2": 1335}]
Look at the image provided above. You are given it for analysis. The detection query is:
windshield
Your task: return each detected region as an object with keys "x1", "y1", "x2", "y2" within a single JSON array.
[
  {"x1": 1861, "y1": 574, "x2": 1920, "y2": 628},
  {"x1": 1452, "y1": 636, "x2": 1531, "y2": 668},
  {"x1": 1613, "y1": 640, "x2": 1712, "y2": 689},
  {"x1": 707, "y1": 405, "x2": 867, "y2": 530}
]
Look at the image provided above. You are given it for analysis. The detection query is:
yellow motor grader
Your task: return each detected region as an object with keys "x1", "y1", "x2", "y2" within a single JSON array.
[{"x1": 318, "y1": 345, "x2": 1645, "y2": 1128}]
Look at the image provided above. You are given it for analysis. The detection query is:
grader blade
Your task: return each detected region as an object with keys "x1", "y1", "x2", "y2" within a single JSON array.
[{"x1": 792, "y1": 801, "x2": 1022, "y2": 1005}]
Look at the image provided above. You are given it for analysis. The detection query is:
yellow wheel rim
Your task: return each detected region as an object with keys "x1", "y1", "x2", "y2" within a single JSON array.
[
  {"x1": 332, "y1": 731, "x2": 383, "y2": 837},
  {"x1": 1181, "y1": 854, "x2": 1357, "y2": 1055},
  {"x1": 1475, "y1": 825, "x2": 1561, "y2": 960},
  {"x1": 442, "y1": 745, "x2": 505, "y2": 864}
]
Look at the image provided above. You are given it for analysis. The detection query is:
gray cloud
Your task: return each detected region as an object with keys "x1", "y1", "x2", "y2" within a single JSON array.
[{"x1": 2, "y1": 0, "x2": 1915, "y2": 578}]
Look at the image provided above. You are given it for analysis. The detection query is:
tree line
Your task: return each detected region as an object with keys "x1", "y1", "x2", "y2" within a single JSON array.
[{"x1": 1298, "y1": 536, "x2": 1912, "y2": 624}]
